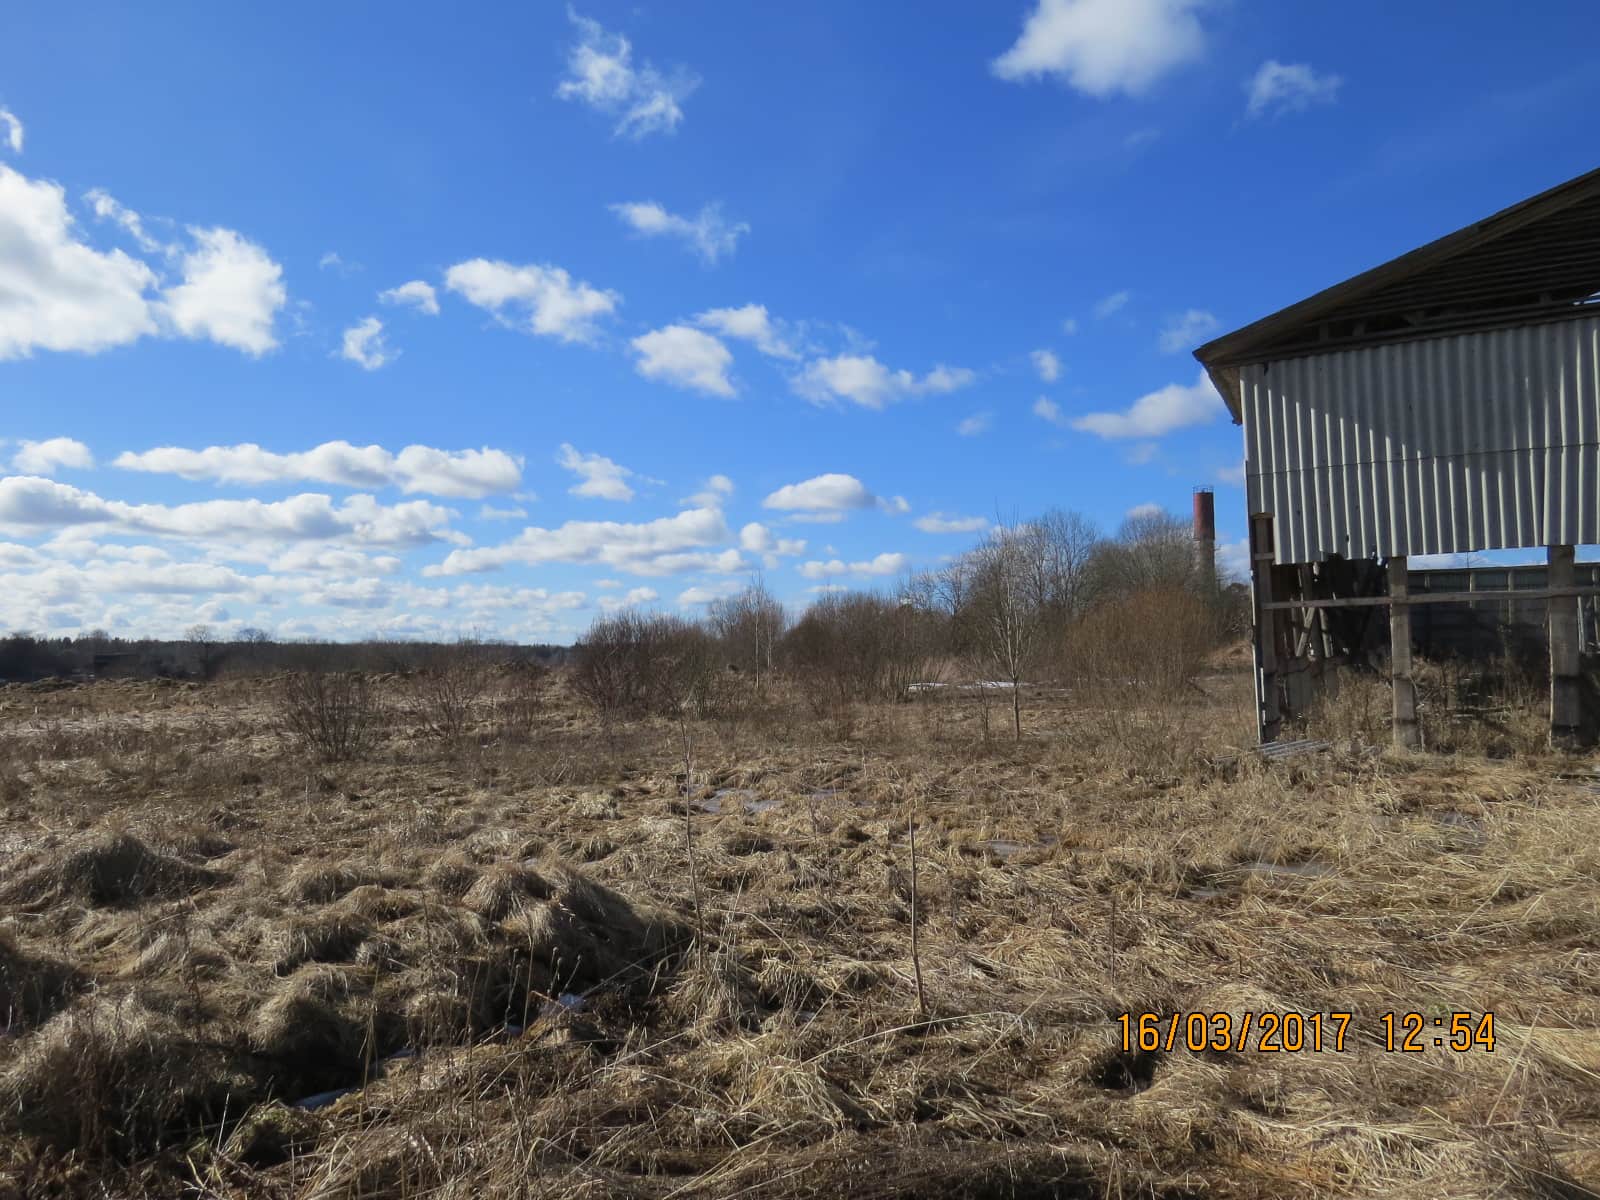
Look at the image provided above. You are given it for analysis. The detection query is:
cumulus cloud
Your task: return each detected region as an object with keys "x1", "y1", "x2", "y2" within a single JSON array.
[
  {"x1": 738, "y1": 521, "x2": 806, "y2": 567},
  {"x1": 1033, "y1": 396, "x2": 1068, "y2": 427},
  {"x1": 913, "y1": 512, "x2": 989, "y2": 534},
  {"x1": 610, "y1": 201, "x2": 747, "y2": 264},
  {"x1": 957, "y1": 412, "x2": 993, "y2": 437},
  {"x1": 761, "y1": 473, "x2": 877, "y2": 518},
  {"x1": 0, "y1": 165, "x2": 159, "y2": 359},
  {"x1": 444, "y1": 258, "x2": 619, "y2": 344},
  {"x1": 795, "y1": 354, "x2": 975, "y2": 410},
  {"x1": 0, "y1": 107, "x2": 21, "y2": 154},
  {"x1": 1071, "y1": 370, "x2": 1225, "y2": 438},
  {"x1": 1158, "y1": 308, "x2": 1220, "y2": 353},
  {"x1": 12, "y1": 438, "x2": 94, "y2": 475},
  {"x1": 84, "y1": 188, "x2": 163, "y2": 253},
  {"x1": 160, "y1": 226, "x2": 286, "y2": 356},
  {"x1": 1031, "y1": 348, "x2": 1062, "y2": 382},
  {"x1": 684, "y1": 474, "x2": 734, "y2": 508},
  {"x1": 1093, "y1": 289, "x2": 1131, "y2": 318},
  {"x1": 631, "y1": 324, "x2": 735, "y2": 396},
  {"x1": 113, "y1": 440, "x2": 522, "y2": 498},
  {"x1": 1126, "y1": 502, "x2": 1163, "y2": 520},
  {"x1": 991, "y1": 0, "x2": 1207, "y2": 97},
  {"x1": 797, "y1": 552, "x2": 909, "y2": 580},
  {"x1": 599, "y1": 585, "x2": 660, "y2": 610},
  {"x1": 340, "y1": 316, "x2": 394, "y2": 370},
  {"x1": 556, "y1": 10, "x2": 698, "y2": 139},
  {"x1": 693, "y1": 303, "x2": 799, "y2": 360},
  {"x1": 379, "y1": 280, "x2": 439, "y2": 315},
  {"x1": 1246, "y1": 60, "x2": 1343, "y2": 119},
  {"x1": 557, "y1": 443, "x2": 639, "y2": 502},
  {"x1": 425, "y1": 506, "x2": 735, "y2": 578},
  {"x1": 0, "y1": 476, "x2": 461, "y2": 549}
]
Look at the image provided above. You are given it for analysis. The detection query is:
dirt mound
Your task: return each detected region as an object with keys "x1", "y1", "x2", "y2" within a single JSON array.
[{"x1": 0, "y1": 831, "x2": 220, "y2": 910}]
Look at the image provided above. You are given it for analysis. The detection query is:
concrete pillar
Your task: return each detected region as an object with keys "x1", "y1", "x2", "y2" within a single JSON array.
[
  {"x1": 1550, "y1": 545, "x2": 1581, "y2": 747},
  {"x1": 1388, "y1": 556, "x2": 1419, "y2": 749}
]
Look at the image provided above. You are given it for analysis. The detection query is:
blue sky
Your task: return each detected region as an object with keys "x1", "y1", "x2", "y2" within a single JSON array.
[{"x1": 2, "y1": 1, "x2": 1596, "y2": 641}]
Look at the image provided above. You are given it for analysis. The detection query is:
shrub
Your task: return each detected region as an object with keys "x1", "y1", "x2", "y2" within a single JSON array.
[
  {"x1": 277, "y1": 670, "x2": 379, "y2": 761},
  {"x1": 571, "y1": 611, "x2": 716, "y2": 719}
]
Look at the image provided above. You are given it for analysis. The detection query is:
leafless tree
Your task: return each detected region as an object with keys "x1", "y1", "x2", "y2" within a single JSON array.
[
  {"x1": 957, "y1": 523, "x2": 1045, "y2": 740},
  {"x1": 184, "y1": 624, "x2": 224, "y2": 680},
  {"x1": 706, "y1": 576, "x2": 787, "y2": 680}
]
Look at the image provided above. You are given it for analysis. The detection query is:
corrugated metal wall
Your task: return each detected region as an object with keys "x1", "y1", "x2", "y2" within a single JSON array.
[{"x1": 1242, "y1": 315, "x2": 1600, "y2": 564}]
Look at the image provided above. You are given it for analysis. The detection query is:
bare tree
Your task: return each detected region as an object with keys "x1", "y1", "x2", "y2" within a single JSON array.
[
  {"x1": 706, "y1": 576, "x2": 787, "y2": 680},
  {"x1": 959, "y1": 523, "x2": 1045, "y2": 741},
  {"x1": 184, "y1": 624, "x2": 224, "y2": 680}
]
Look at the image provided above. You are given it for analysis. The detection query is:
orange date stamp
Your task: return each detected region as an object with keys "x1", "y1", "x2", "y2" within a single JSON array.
[{"x1": 1117, "y1": 1011, "x2": 1495, "y2": 1054}]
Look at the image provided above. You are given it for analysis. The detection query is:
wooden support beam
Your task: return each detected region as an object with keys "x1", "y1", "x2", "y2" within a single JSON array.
[
  {"x1": 1550, "y1": 545, "x2": 1582, "y2": 747},
  {"x1": 1262, "y1": 584, "x2": 1600, "y2": 611},
  {"x1": 1250, "y1": 514, "x2": 1281, "y2": 745},
  {"x1": 1389, "y1": 556, "x2": 1419, "y2": 749}
]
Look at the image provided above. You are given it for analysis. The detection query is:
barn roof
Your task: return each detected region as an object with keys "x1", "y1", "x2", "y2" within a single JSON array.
[{"x1": 1194, "y1": 165, "x2": 1600, "y2": 422}]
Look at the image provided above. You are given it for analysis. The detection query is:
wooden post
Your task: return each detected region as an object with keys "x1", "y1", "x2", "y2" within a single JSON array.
[
  {"x1": 1388, "y1": 556, "x2": 1419, "y2": 749},
  {"x1": 1249, "y1": 514, "x2": 1281, "y2": 744},
  {"x1": 1550, "y1": 544, "x2": 1581, "y2": 747}
]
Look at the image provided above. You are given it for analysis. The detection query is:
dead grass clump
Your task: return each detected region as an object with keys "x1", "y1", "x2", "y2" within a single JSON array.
[
  {"x1": 0, "y1": 929, "x2": 83, "y2": 1029},
  {"x1": 0, "y1": 831, "x2": 219, "y2": 910},
  {"x1": 270, "y1": 912, "x2": 373, "y2": 973},
  {"x1": 421, "y1": 851, "x2": 478, "y2": 898},
  {"x1": 250, "y1": 967, "x2": 368, "y2": 1090},
  {"x1": 1, "y1": 994, "x2": 258, "y2": 1156},
  {"x1": 284, "y1": 859, "x2": 378, "y2": 904},
  {"x1": 462, "y1": 862, "x2": 555, "y2": 921}
]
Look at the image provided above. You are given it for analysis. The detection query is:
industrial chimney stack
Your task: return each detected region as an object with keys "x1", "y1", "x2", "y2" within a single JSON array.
[{"x1": 1193, "y1": 487, "x2": 1217, "y2": 597}]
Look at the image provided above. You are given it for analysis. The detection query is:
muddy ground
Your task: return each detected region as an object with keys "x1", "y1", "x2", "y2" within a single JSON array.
[{"x1": 1, "y1": 669, "x2": 1598, "y2": 1198}]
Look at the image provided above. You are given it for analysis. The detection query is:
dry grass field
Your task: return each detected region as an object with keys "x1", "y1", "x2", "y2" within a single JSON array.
[{"x1": 2, "y1": 663, "x2": 1599, "y2": 1198}]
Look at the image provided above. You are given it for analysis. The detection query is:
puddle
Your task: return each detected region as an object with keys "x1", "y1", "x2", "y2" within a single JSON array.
[
  {"x1": 985, "y1": 835, "x2": 1059, "y2": 860},
  {"x1": 696, "y1": 789, "x2": 779, "y2": 815}
]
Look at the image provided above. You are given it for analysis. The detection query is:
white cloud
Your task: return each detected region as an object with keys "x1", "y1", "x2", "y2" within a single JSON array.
[
  {"x1": 1246, "y1": 60, "x2": 1343, "y2": 119},
  {"x1": 762, "y1": 473, "x2": 876, "y2": 516},
  {"x1": 694, "y1": 303, "x2": 798, "y2": 360},
  {"x1": 84, "y1": 188, "x2": 163, "y2": 253},
  {"x1": 478, "y1": 504, "x2": 528, "y2": 521},
  {"x1": 12, "y1": 438, "x2": 94, "y2": 475},
  {"x1": 425, "y1": 506, "x2": 735, "y2": 578},
  {"x1": 1126, "y1": 502, "x2": 1163, "y2": 519},
  {"x1": 1158, "y1": 308, "x2": 1220, "y2": 353},
  {"x1": 685, "y1": 474, "x2": 734, "y2": 508},
  {"x1": 160, "y1": 226, "x2": 286, "y2": 356},
  {"x1": 957, "y1": 412, "x2": 993, "y2": 437},
  {"x1": 1031, "y1": 348, "x2": 1062, "y2": 382},
  {"x1": 795, "y1": 354, "x2": 975, "y2": 410},
  {"x1": 677, "y1": 581, "x2": 744, "y2": 606},
  {"x1": 738, "y1": 521, "x2": 805, "y2": 560},
  {"x1": 1071, "y1": 370, "x2": 1224, "y2": 438},
  {"x1": 444, "y1": 258, "x2": 619, "y2": 344},
  {"x1": 991, "y1": 0, "x2": 1206, "y2": 98},
  {"x1": 0, "y1": 108, "x2": 21, "y2": 154},
  {"x1": 557, "y1": 443, "x2": 638, "y2": 502},
  {"x1": 556, "y1": 10, "x2": 698, "y2": 139},
  {"x1": 318, "y1": 251, "x2": 362, "y2": 276},
  {"x1": 610, "y1": 201, "x2": 747, "y2": 264},
  {"x1": 0, "y1": 476, "x2": 461, "y2": 549},
  {"x1": 0, "y1": 165, "x2": 158, "y2": 359},
  {"x1": 914, "y1": 513, "x2": 989, "y2": 534},
  {"x1": 340, "y1": 316, "x2": 394, "y2": 370},
  {"x1": 878, "y1": 495, "x2": 911, "y2": 515},
  {"x1": 599, "y1": 585, "x2": 660, "y2": 610},
  {"x1": 631, "y1": 324, "x2": 735, "y2": 396},
  {"x1": 113, "y1": 441, "x2": 522, "y2": 498},
  {"x1": 379, "y1": 280, "x2": 440, "y2": 315},
  {"x1": 797, "y1": 552, "x2": 908, "y2": 580},
  {"x1": 1033, "y1": 396, "x2": 1068, "y2": 427},
  {"x1": 1093, "y1": 289, "x2": 1131, "y2": 318}
]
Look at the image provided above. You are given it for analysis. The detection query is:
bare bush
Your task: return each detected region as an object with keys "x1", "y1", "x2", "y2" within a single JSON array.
[
  {"x1": 779, "y1": 591, "x2": 944, "y2": 717},
  {"x1": 1067, "y1": 586, "x2": 1216, "y2": 701},
  {"x1": 407, "y1": 639, "x2": 494, "y2": 744},
  {"x1": 706, "y1": 578, "x2": 788, "y2": 679},
  {"x1": 572, "y1": 611, "x2": 716, "y2": 719},
  {"x1": 277, "y1": 671, "x2": 380, "y2": 761}
]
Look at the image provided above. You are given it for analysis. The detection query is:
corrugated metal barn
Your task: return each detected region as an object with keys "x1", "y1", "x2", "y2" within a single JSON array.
[{"x1": 1195, "y1": 166, "x2": 1600, "y2": 748}]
